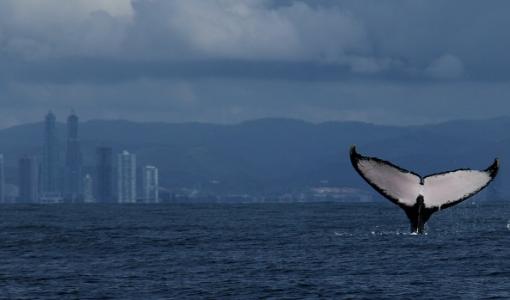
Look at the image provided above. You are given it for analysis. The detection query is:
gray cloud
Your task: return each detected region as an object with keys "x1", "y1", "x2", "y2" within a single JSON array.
[
  {"x1": 0, "y1": 0, "x2": 509, "y2": 127},
  {"x1": 4, "y1": 0, "x2": 510, "y2": 80},
  {"x1": 425, "y1": 54, "x2": 464, "y2": 79}
]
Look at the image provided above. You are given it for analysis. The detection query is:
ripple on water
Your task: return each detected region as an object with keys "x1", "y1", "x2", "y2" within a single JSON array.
[{"x1": 0, "y1": 202, "x2": 507, "y2": 299}]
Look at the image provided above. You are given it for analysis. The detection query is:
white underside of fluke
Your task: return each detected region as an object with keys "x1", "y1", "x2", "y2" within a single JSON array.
[
  {"x1": 356, "y1": 158, "x2": 420, "y2": 207},
  {"x1": 351, "y1": 147, "x2": 498, "y2": 209}
]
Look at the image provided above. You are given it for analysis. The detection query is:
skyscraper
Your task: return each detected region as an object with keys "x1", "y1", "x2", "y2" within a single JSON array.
[
  {"x1": 83, "y1": 174, "x2": 95, "y2": 203},
  {"x1": 142, "y1": 165, "x2": 159, "y2": 203},
  {"x1": 41, "y1": 111, "x2": 61, "y2": 198},
  {"x1": 0, "y1": 154, "x2": 4, "y2": 203},
  {"x1": 18, "y1": 156, "x2": 39, "y2": 203},
  {"x1": 64, "y1": 112, "x2": 82, "y2": 202},
  {"x1": 117, "y1": 150, "x2": 136, "y2": 203},
  {"x1": 96, "y1": 147, "x2": 113, "y2": 203}
]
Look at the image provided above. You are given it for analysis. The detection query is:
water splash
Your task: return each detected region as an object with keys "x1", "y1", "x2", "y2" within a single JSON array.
[
  {"x1": 334, "y1": 231, "x2": 353, "y2": 237},
  {"x1": 369, "y1": 230, "x2": 420, "y2": 236}
]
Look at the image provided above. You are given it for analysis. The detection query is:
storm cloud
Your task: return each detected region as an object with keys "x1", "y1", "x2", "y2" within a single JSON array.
[{"x1": 0, "y1": 0, "x2": 509, "y2": 127}]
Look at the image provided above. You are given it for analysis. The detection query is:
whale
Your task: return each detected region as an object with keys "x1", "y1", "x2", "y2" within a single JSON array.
[{"x1": 349, "y1": 146, "x2": 499, "y2": 234}]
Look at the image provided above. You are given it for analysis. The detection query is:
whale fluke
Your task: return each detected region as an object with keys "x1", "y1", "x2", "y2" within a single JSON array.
[{"x1": 349, "y1": 145, "x2": 499, "y2": 233}]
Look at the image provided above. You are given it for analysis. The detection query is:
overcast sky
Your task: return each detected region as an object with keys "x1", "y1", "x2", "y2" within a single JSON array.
[{"x1": 0, "y1": 0, "x2": 509, "y2": 128}]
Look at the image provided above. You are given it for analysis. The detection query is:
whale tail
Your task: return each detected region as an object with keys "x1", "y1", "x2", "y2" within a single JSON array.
[{"x1": 349, "y1": 146, "x2": 499, "y2": 233}]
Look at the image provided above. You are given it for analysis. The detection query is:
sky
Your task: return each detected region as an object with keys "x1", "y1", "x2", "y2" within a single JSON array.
[{"x1": 1, "y1": 0, "x2": 510, "y2": 128}]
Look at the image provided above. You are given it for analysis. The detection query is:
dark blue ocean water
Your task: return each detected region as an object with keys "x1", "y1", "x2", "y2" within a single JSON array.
[{"x1": 0, "y1": 202, "x2": 509, "y2": 299}]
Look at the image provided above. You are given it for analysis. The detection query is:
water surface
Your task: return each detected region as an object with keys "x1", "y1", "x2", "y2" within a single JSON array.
[{"x1": 0, "y1": 202, "x2": 508, "y2": 299}]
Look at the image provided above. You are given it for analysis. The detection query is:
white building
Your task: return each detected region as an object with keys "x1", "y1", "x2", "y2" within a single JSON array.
[
  {"x1": 142, "y1": 165, "x2": 159, "y2": 203},
  {"x1": 83, "y1": 174, "x2": 95, "y2": 203},
  {"x1": 117, "y1": 150, "x2": 136, "y2": 203}
]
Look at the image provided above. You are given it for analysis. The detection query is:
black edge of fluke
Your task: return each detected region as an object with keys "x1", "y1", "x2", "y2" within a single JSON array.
[
  {"x1": 349, "y1": 145, "x2": 367, "y2": 178},
  {"x1": 349, "y1": 145, "x2": 420, "y2": 178},
  {"x1": 349, "y1": 145, "x2": 360, "y2": 171},
  {"x1": 486, "y1": 158, "x2": 499, "y2": 178},
  {"x1": 349, "y1": 145, "x2": 360, "y2": 161}
]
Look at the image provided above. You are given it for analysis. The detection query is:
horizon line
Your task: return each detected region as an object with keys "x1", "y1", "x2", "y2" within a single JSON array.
[{"x1": 1, "y1": 114, "x2": 510, "y2": 131}]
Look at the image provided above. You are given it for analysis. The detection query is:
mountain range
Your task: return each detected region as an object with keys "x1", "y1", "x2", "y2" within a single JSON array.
[{"x1": 0, "y1": 117, "x2": 508, "y2": 199}]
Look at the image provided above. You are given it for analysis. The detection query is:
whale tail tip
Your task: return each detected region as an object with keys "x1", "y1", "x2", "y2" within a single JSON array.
[
  {"x1": 349, "y1": 145, "x2": 357, "y2": 155},
  {"x1": 487, "y1": 158, "x2": 499, "y2": 177}
]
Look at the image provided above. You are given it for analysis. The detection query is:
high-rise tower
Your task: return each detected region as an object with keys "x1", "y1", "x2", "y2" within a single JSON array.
[
  {"x1": 64, "y1": 112, "x2": 82, "y2": 202},
  {"x1": 117, "y1": 150, "x2": 136, "y2": 203},
  {"x1": 96, "y1": 147, "x2": 113, "y2": 203},
  {"x1": 83, "y1": 174, "x2": 95, "y2": 203},
  {"x1": 41, "y1": 111, "x2": 61, "y2": 198},
  {"x1": 142, "y1": 165, "x2": 159, "y2": 203},
  {"x1": 18, "y1": 156, "x2": 39, "y2": 203}
]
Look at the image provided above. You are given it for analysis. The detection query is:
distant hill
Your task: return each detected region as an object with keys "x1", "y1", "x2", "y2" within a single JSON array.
[{"x1": 0, "y1": 117, "x2": 508, "y2": 199}]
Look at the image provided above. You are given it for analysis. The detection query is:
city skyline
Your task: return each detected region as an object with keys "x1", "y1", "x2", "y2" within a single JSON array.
[
  {"x1": 0, "y1": 111, "x2": 508, "y2": 204},
  {"x1": 4, "y1": 111, "x2": 161, "y2": 204}
]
